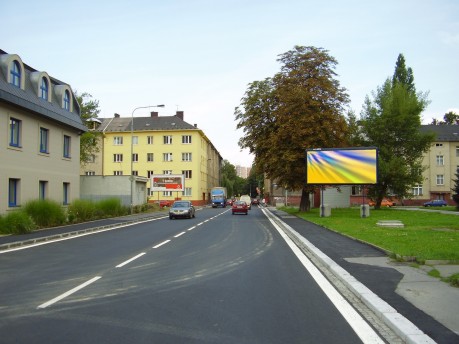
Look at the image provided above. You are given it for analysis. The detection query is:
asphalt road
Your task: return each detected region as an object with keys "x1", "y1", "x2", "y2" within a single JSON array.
[{"x1": 0, "y1": 207, "x2": 388, "y2": 343}]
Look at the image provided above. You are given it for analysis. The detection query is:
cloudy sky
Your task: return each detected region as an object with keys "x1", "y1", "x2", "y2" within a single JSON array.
[{"x1": 3, "y1": 0, "x2": 458, "y2": 167}]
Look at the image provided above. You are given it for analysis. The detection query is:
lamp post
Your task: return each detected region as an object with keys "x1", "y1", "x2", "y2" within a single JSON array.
[{"x1": 130, "y1": 104, "x2": 165, "y2": 214}]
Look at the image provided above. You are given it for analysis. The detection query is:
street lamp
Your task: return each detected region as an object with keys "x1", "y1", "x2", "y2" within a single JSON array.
[{"x1": 130, "y1": 104, "x2": 165, "y2": 214}]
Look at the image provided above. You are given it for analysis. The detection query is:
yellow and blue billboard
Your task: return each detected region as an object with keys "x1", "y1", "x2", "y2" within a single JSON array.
[{"x1": 306, "y1": 148, "x2": 378, "y2": 184}]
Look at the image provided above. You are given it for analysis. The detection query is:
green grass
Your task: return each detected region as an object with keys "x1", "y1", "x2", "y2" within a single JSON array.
[{"x1": 281, "y1": 207, "x2": 459, "y2": 262}]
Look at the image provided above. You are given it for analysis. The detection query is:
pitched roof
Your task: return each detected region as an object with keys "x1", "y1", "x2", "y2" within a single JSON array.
[
  {"x1": 421, "y1": 125, "x2": 459, "y2": 142},
  {"x1": 0, "y1": 49, "x2": 87, "y2": 133},
  {"x1": 98, "y1": 115, "x2": 198, "y2": 132}
]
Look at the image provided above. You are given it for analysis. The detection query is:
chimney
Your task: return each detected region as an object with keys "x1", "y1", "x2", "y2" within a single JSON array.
[
  {"x1": 114, "y1": 113, "x2": 120, "y2": 118},
  {"x1": 151, "y1": 111, "x2": 159, "y2": 117},
  {"x1": 176, "y1": 111, "x2": 184, "y2": 120}
]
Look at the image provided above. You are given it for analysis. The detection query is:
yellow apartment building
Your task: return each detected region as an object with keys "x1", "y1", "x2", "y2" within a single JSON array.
[
  {"x1": 81, "y1": 111, "x2": 222, "y2": 206},
  {"x1": 1, "y1": 49, "x2": 86, "y2": 214}
]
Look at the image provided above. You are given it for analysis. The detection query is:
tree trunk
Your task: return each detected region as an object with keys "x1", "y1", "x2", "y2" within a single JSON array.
[{"x1": 299, "y1": 187, "x2": 310, "y2": 212}]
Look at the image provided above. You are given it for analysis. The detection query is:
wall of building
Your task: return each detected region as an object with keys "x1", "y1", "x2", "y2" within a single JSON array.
[{"x1": 0, "y1": 104, "x2": 81, "y2": 213}]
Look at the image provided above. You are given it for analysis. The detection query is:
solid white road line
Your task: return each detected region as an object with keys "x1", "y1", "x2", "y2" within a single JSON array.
[
  {"x1": 265, "y1": 212, "x2": 385, "y2": 344},
  {"x1": 116, "y1": 252, "x2": 146, "y2": 268},
  {"x1": 37, "y1": 276, "x2": 102, "y2": 309}
]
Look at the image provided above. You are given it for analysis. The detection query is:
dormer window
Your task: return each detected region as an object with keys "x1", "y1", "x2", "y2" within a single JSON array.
[
  {"x1": 10, "y1": 60, "x2": 21, "y2": 88},
  {"x1": 40, "y1": 77, "x2": 49, "y2": 100},
  {"x1": 64, "y1": 90, "x2": 70, "y2": 111}
]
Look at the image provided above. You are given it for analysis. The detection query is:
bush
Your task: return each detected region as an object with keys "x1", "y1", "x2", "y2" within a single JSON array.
[
  {"x1": 23, "y1": 199, "x2": 66, "y2": 228},
  {"x1": 0, "y1": 211, "x2": 36, "y2": 234},
  {"x1": 67, "y1": 199, "x2": 96, "y2": 222},
  {"x1": 96, "y1": 198, "x2": 127, "y2": 217}
]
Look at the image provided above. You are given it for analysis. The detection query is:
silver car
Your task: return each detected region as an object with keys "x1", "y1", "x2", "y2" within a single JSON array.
[{"x1": 169, "y1": 201, "x2": 196, "y2": 219}]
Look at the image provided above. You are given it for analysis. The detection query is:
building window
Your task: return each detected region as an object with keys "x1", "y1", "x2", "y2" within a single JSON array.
[
  {"x1": 113, "y1": 154, "x2": 123, "y2": 162},
  {"x1": 64, "y1": 90, "x2": 70, "y2": 111},
  {"x1": 114, "y1": 171, "x2": 123, "y2": 175},
  {"x1": 63, "y1": 135, "x2": 71, "y2": 158},
  {"x1": 132, "y1": 153, "x2": 138, "y2": 162},
  {"x1": 132, "y1": 136, "x2": 138, "y2": 145},
  {"x1": 183, "y1": 187, "x2": 192, "y2": 196},
  {"x1": 163, "y1": 170, "x2": 172, "y2": 175},
  {"x1": 85, "y1": 171, "x2": 96, "y2": 176},
  {"x1": 163, "y1": 153, "x2": 173, "y2": 162},
  {"x1": 39, "y1": 127, "x2": 49, "y2": 153},
  {"x1": 435, "y1": 143, "x2": 443, "y2": 147},
  {"x1": 88, "y1": 154, "x2": 96, "y2": 163},
  {"x1": 163, "y1": 191, "x2": 172, "y2": 197},
  {"x1": 39, "y1": 180, "x2": 48, "y2": 200},
  {"x1": 412, "y1": 184, "x2": 423, "y2": 196},
  {"x1": 40, "y1": 77, "x2": 49, "y2": 100},
  {"x1": 436, "y1": 155, "x2": 444, "y2": 166},
  {"x1": 163, "y1": 135, "x2": 172, "y2": 144},
  {"x1": 8, "y1": 178, "x2": 20, "y2": 207},
  {"x1": 113, "y1": 136, "x2": 123, "y2": 145},
  {"x1": 147, "y1": 153, "x2": 154, "y2": 162},
  {"x1": 456, "y1": 146, "x2": 459, "y2": 157},
  {"x1": 182, "y1": 170, "x2": 192, "y2": 179},
  {"x1": 147, "y1": 136, "x2": 154, "y2": 144},
  {"x1": 63, "y1": 182, "x2": 70, "y2": 205},
  {"x1": 10, "y1": 60, "x2": 21, "y2": 88},
  {"x1": 436, "y1": 175, "x2": 444, "y2": 185},
  {"x1": 147, "y1": 171, "x2": 154, "y2": 178},
  {"x1": 182, "y1": 152, "x2": 192, "y2": 161},
  {"x1": 9, "y1": 118, "x2": 21, "y2": 147},
  {"x1": 351, "y1": 186, "x2": 362, "y2": 196},
  {"x1": 182, "y1": 135, "x2": 192, "y2": 144},
  {"x1": 132, "y1": 170, "x2": 138, "y2": 176}
]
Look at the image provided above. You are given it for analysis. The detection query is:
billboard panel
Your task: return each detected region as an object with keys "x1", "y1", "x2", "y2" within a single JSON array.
[
  {"x1": 306, "y1": 147, "x2": 378, "y2": 184},
  {"x1": 151, "y1": 174, "x2": 184, "y2": 191}
]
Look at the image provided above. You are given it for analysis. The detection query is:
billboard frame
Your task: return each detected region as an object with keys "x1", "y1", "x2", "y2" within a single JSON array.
[
  {"x1": 305, "y1": 147, "x2": 378, "y2": 185},
  {"x1": 151, "y1": 174, "x2": 185, "y2": 192}
]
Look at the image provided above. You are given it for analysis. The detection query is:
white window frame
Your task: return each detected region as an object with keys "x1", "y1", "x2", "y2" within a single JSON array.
[
  {"x1": 147, "y1": 153, "x2": 154, "y2": 162},
  {"x1": 163, "y1": 135, "x2": 173, "y2": 144},
  {"x1": 436, "y1": 155, "x2": 444, "y2": 166},
  {"x1": 163, "y1": 153, "x2": 173, "y2": 162},
  {"x1": 183, "y1": 187, "x2": 192, "y2": 196},
  {"x1": 182, "y1": 135, "x2": 192, "y2": 144},
  {"x1": 147, "y1": 136, "x2": 154, "y2": 144},
  {"x1": 113, "y1": 136, "x2": 123, "y2": 145},
  {"x1": 114, "y1": 154, "x2": 123, "y2": 162},
  {"x1": 182, "y1": 152, "x2": 192, "y2": 162},
  {"x1": 436, "y1": 174, "x2": 444, "y2": 185}
]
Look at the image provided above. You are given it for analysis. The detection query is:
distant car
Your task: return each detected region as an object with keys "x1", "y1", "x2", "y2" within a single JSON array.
[
  {"x1": 423, "y1": 199, "x2": 448, "y2": 207},
  {"x1": 226, "y1": 199, "x2": 233, "y2": 206},
  {"x1": 232, "y1": 200, "x2": 248, "y2": 215},
  {"x1": 251, "y1": 198, "x2": 259, "y2": 205},
  {"x1": 169, "y1": 201, "x2": 196, "y2": 219},
  {"x1": 154, "y1": 200, "x2": 171, "y2": 208},
  {"x1": 239, "y1": 195, "x2": 252, "y2": 210},
  {"x1": 368, "y1": 199, "x2": 396, "y2": 207}
]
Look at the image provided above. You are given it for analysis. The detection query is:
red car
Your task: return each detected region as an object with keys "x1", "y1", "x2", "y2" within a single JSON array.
[
  {"x1": 154, "y1": 200, "x2": 172, "y2": 208},
  {"x1": 232, "y1": 200, "x2": 248, "y2": 215}
]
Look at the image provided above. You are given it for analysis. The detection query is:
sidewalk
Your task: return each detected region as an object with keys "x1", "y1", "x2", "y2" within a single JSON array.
[{"x1": 267, "y1": 206, "x2": 459, "y2": 343}]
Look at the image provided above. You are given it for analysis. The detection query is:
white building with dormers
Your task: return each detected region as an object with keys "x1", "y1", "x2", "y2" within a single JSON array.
[{"x1": 0, "y1": 49, "x2": 87, "y2": 214}]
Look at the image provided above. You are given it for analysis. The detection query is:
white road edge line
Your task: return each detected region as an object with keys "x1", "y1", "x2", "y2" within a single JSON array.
[
  {"x1": 174, "y1": 232, "x2": 186, "y2": 238},
  {"x1": 37, "y1": 276, "x2": 102, "y2": 309},
  {"x1": 153, "y1": 240, "x2": 171, "y2": 248},
  {"x1": 265, "y1": 211, "x2": 385, "y2": 344},
  {"x1": 116, "y1": 252, "x2": 146, "y2": 268}
]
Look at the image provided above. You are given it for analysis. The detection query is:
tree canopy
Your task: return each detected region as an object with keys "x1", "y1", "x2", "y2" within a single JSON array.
[
  {"x1": 235, "y1": 46, "x2": 350, "y2": 210},
  {"x1": 358, "y1": 54, "x2": 435, "y2": 207},
  {"x1": 76, "y1": 92, "x2": 102, "y2": 165}
]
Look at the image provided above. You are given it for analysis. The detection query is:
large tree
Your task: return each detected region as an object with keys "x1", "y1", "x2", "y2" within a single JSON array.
[
  {"x1": 76, "y1": 92, "x2": 102, "y2": 165},
  {"x1": 359, "y1": 54, "x2": 435, "y2": 208},
  {"x1": 235, "y1": 46, "x2": 350, "y2": 210}
]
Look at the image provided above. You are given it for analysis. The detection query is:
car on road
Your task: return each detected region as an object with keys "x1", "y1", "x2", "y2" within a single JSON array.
[
  {"x1": 368, "y1": 198, "x2": 396, "y2": 207},
  {"x1": 239, "y1": 195, "x2": 252, "y2": 210},
  {"x1": 423, "y1": 199, "x2": 448, "y2": 207},
  {"x1": 251, "y1": 198, "x2": 259, "y2": 205},
  {"x1": 169, "y1": 201, "x2": 195, "y2": 219},
  {"x1": 232, "y1": 200, "x2": 248, "y2": 215},
  {"x1": 226, "y1": 199, "x2": 234, "y2": 206},
  {"x1": 153, "y1": 200, "x2": 172, "y2": 208}
]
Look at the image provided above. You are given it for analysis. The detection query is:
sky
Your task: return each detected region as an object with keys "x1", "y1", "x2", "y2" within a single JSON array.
[{"x1": 2, "y1": 0, "x2": 458, "y2": 167}]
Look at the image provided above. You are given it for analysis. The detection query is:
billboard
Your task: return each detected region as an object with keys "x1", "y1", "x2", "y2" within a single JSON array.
[
  {"x1": 306, "y1": 147, "x2": 378, "y2": 184},
  {"x1": 151, "y1": 174, "x2": 184, "y2": 191}
]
